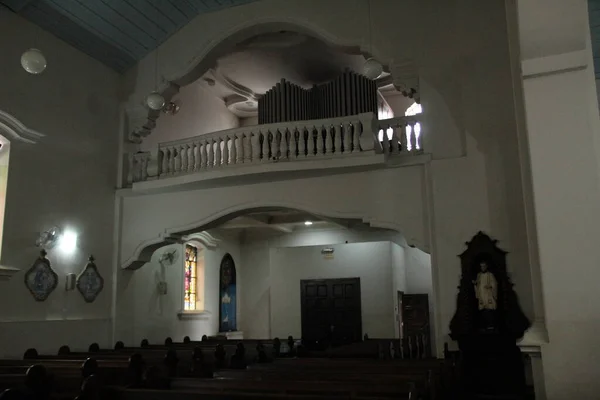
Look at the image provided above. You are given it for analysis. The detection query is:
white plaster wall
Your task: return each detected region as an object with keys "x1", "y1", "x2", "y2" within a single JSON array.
[
  {"x1": 126, "y1": 235, "x2": 242, "y2": 345},
  {"x1": 391, "y1": 243, "x2": 406, "y2": 338},
  {"x1": 117, "y1": 0, "x2": 537, "y2": 359},
  {"x1": 240, "y1": 228, "x2": 408, "y2": 338},
  {"x1": 141, "y1": 83, "x2": 239, "y2": 151},
  {"x1": 119, "y1": 166, "x2": 427, "y2": 267},
  {"x1": 240, "y1": 241, "x2": 271, "y2": 339},
  {"x1": 270, "y1": 242, "x2": 394, "y2": 339},
  {"x1": 0, "y1": 10, "x2": 119, "y2": 357},
  {"x1": 405, "y1": 247, "x2": 432, "y2": 295},
  {"x1": 512, "y1": 1, "x2": 600, "y2": 397}
]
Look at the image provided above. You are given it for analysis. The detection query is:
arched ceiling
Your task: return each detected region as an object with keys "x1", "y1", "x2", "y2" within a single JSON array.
[
  {"x1": 0, "y1": 0, "x2": 256, "y2": 73},
  {"x1": 199, "y1": 31, "x2": 394, "y2": 118}
]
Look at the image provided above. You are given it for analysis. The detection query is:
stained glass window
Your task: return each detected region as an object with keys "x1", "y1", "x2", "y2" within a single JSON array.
[{"x1": 184, "y1": 244, "x2": 197, "y2": 311}]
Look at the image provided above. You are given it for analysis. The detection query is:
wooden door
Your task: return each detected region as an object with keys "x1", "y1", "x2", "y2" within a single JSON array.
[
  {"x1": 401, "y1": 294, "x2": 430, "y2": 338},
  {"x1": 301, "y1": 278, "x2": 362, "y2": 347}
]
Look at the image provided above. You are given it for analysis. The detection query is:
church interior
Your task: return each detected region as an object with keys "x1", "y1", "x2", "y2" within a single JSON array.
[{"x1": 0, "y1": 0, "x2": 598, "y2": 399}]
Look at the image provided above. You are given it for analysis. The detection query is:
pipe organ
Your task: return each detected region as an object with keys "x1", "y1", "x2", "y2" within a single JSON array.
[{"x1": 258, "y1": 70, "x2": 378, "y2": 124}]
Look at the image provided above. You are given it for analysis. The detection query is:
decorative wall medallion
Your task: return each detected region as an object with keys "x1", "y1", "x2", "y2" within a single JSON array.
[
  {"x1": 24, "y1": 250, "x2": 58, "y2": 301},
  {"x1": 76, "y1": 255, "x2": 104, "y2": 303}
]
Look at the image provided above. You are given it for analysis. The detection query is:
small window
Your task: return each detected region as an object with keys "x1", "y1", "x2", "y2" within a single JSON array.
[{"x1": 184, "y1": 244, "x2": 205, "y2": 311}]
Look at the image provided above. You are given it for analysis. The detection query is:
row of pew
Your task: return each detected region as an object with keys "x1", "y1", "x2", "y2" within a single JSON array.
[{"x1": 0, "y1": 336, "x2": 450, "y2": 399}]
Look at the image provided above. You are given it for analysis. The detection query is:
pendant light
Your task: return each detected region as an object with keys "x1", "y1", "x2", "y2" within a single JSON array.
[
  {"x1": 363, "y1": 0, "x2": 383, "y2": 80},
  {"x1": 21, "y1": 49, "x2": 47, "y2": 75},
  {"x1": 21, "y1": 27, "x2": 46, "y2": 75},
  {"x1": 146, "y1": 27, "x2": 165, "y2": 111}
]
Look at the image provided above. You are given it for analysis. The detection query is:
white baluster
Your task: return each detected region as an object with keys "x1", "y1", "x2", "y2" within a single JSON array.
[
  {"x1": 215, "y1": 137, "x2": 222, "y2": 166},
  {"x1": 222, "y1": 136, "x2": 229, "y2": 166},
  {"x1": 416, "y1": 123, "x2": 423, "y2": 153},
  {"x1": 410, "y1": 123, "x2": 417, "y2": 153},
  {"x1": 186, "y1": 144, "x2": 194, "y2": 172},
  {"x1": 290, "y1": 128, "x2": 298, "y2": 159},
  {"x1": 280, "y1": 130, "x2": 288, "y2": 160},
  {"x1": 174, "y1": 146, "x2": 182, "y2": 173},
  {"x1": 157, "y1": 148, "x2": 167, "y2": 177},
  {"x1": 273, "y1": 131, "x2": 280, "y2": 159},
  {"x1": 168, "y1": 147, "x2": 175, "y2": 174},
  {"x1": 207, "y1": 139, "x2": 214, "y2": 168},
  {"x1": 343, "y1": 122, "x2": 351, "y2": 154},
  {"x1": 298, "y1": 128, "x2": 306, "y2": 157},
  {"x1": 200, "y1": 140, "x2": 207, "y2": 169},
  {"x1": 382, "y1": 126, "x2": 390, "y2": 154},
  {"x1": 251, "y1": 132, "x2": 261, "y2": 163},
  {"x1": 334, "y1": 124, "x2": 342, "y2": 154},
  {"x1": 181, "y1": 144, "x2": 188, "y2": 172},
  {"x1": 230, "y1": 134, "x2": 237, "y2": 165},
  {"x1": 261, "y1": 131, "x2": 269, "y2": 162},
  {"x1": 141, "y1": 155, "x2": 149, "y2": 181},
  {"x1": 238, "y1": 133, "x2": 245, "y2": 163},
  {"x1": 400, "y1": 124, "x2": 408, "y2": 153},
  {"x1": 352, "y1": 122, "x2": 360, "y2": 153},
  {"x1": 192, "y1": 142, "x2": 199, "y2": 171},
  {"x1": 316, "y1": 126, "x2": 324, "y2": 156},
  {"x1": 325, "y1": 125, "x2": 333, "y2": 155},
  {"x1": 307, "y1": 126, "x2": 315, "y2": 157}
]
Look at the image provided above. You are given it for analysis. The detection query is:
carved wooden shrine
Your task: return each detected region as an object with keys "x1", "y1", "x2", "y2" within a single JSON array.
[{"x1": 449, "y1": 231, "x2": 531, "y2": 399}]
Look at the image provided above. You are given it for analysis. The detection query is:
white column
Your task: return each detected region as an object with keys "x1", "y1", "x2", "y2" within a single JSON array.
[{"x1": 512, "y1": 1, "x2": 600, "y2": 397}]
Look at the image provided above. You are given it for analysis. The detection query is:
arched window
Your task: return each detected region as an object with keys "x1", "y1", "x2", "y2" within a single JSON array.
[
  {"x1": 219, "y1": 254, "x2": 237, "y2": 332},
  {"x1": 184, "y1": 244, "x2": 205, "y2": 311},
  {"x1": 405, "y1": 103, "x2": 422, "y2": 151}
]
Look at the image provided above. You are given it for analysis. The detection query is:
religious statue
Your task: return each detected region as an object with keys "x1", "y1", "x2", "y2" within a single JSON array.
[
  {"x1": 449, "y1": 231, "x2": 532, "y2": 398},
  {"x1": 473, "y1": 258, "x2": 498, "y2": 330}
]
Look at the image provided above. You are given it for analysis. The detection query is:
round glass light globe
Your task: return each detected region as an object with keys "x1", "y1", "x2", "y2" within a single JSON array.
[
  {"x1": 21, "y1": 48, "x2": 47, "y2": 75},
  {"x1": 146, "y1": 92, "x2": 165, "y2": 111},
  {"x1": 363, "y1": 58, "x2": 383, "y2": 80}
]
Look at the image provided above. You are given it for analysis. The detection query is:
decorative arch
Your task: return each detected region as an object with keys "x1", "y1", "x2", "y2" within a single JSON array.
[
  {"x1": 0, "y1": 110, "x2": 44, "y2": 144},
  {"x1": 0, "y1": 110, "x2": 42, "y2": 279},
  {"x1": 219, "y1": 253, "x2": 237, "y2": 332},
  {"x1": 126, "y1": 16, "x2": 418, "y2": 142},
  {"x1": 121, "y1": 200, "x2": 425, "y2": 270}
]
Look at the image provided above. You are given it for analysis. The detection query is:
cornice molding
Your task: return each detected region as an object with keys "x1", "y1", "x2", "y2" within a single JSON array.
[
  {"x1": 0, "y1": 110, "x2": 44, "y2": 144},
  {"x1": 390, "y1": 60, "x2": 420, "y2": 103}
]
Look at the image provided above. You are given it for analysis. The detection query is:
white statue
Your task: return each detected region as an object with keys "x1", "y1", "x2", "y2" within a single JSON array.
[{"x1": 473, "y1": 260, "x2": 497, "y2": 310}]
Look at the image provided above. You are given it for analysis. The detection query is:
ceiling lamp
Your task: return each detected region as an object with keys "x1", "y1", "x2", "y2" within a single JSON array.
[
  {"x1": 304, "y1": 221, "x2": 313, "y2": 226},
  {"x1": 363, "y1": 0, "x2": 382, "y2": 80},
  {"x1": 363, "y1": 58, "x2": 383, "y2": 80},
  {"x1": 21, "y1": 48, "x2": 47, "y2": 75},
  {"x1": 146, "y1": 26, "x2": 165, "y2": 111},
  {"x1": 146, "y1": 92, "x2": 165, "y2": 111}
]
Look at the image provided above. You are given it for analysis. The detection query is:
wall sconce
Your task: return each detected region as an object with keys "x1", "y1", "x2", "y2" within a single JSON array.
[{"x1": 36, "y1": 226, "x2": 78, "y2": 254}]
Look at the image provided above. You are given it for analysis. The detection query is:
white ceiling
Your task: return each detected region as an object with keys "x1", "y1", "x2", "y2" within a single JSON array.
[
  {"x1": 199, "y1": 31, "x2": 394, "y2": 119},
  {"x1": 207, "y1": 209, "x2": 375, "y2": 240}
]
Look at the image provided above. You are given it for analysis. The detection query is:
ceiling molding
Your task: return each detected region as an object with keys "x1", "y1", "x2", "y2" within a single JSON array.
[
  {"x1": 211, "y1": 67, "x2": 259, "y2": 101},
  {"x1": 390, "y1": 60, "x2": 420, "y2": 103},
  {"x1": 180, "y1": 231, "x2": 220, "y2": 249},
  {"x1": 221, "y1": 215, "x2": 293, "y2": 233},
  {"x1": 0, "y1": 110, "x2": 44, "y2": 144}
]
